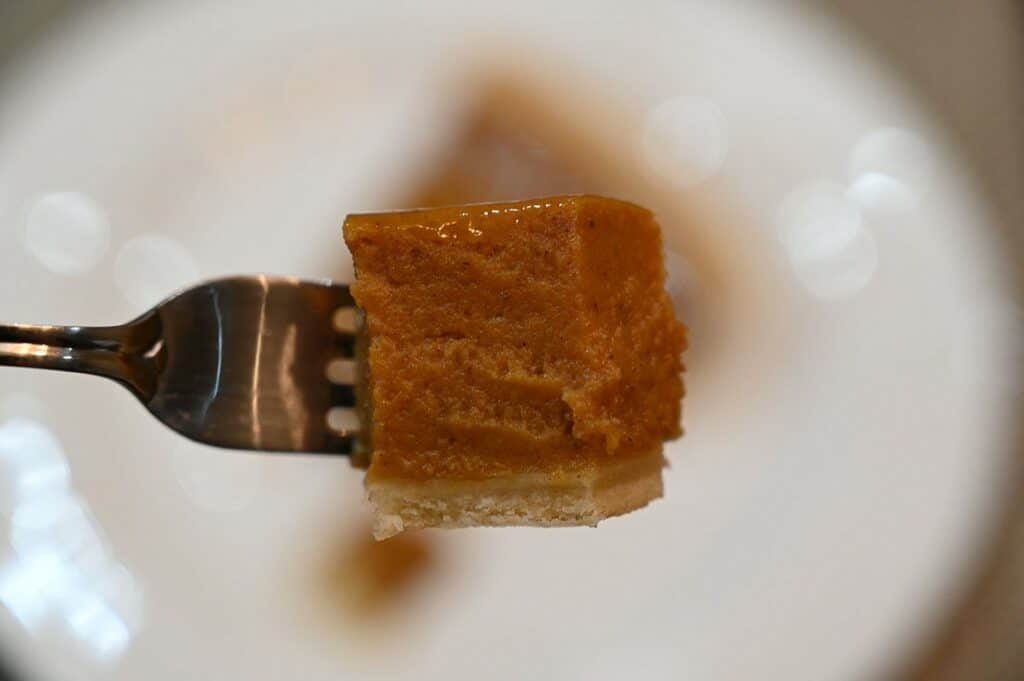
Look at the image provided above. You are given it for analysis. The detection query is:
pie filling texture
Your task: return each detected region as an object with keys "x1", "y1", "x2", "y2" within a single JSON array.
[{"x1": 344, "y1": 195, "x2": 686, "y2": 538}]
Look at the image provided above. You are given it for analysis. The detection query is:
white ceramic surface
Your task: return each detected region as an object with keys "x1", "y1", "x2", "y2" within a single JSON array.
[{"x1": 0, "y1": 2, "x2": 1018, "y2": 680}]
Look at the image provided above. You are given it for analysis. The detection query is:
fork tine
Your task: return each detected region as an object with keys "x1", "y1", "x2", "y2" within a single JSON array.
[
  {"x1": 330, "y1": 383, "x2": 357, "y2": 408},
  {"x1": 323, "y1": 432, "x2": 355, "y2": 455},
  {"x1": 334, "y1": 334, "x2": 357, "y2": 358},
  {"x1": 333, "y1": 285, "x2": 357, "y2": 309}
]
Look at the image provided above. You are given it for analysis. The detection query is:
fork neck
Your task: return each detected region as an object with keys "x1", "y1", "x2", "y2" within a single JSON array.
[{"x1": 0, "y1": 316, "x2": 162, "y2": 401}]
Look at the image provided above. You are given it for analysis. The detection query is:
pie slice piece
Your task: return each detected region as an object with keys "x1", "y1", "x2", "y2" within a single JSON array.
[{"x1": 343, "y1": 195, "x2": 686, "y2": 538}]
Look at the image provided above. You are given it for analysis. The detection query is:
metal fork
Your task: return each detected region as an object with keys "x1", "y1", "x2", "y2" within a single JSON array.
[{"x1": 0, "y1": 276, "x2": 358, "y2": 454}]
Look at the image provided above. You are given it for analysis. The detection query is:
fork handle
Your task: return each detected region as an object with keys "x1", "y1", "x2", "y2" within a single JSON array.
[{"x1": 0, "y1": 322, "x2": 159, "y2": 400}]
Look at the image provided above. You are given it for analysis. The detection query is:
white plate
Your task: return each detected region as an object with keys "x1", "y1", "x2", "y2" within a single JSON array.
[{"x1": 0, "y1": 2, "x2": 1018, "y2": 680}]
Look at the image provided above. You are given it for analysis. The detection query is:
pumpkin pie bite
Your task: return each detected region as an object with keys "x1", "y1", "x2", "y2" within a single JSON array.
[{"x1": 343, "y1": 195, "x2": 686, "y2": 539}]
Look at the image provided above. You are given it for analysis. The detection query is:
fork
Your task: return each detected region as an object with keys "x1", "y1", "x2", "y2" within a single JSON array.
[{"x1": 0, "y1": 275, "x2": 359, "y2": 454}]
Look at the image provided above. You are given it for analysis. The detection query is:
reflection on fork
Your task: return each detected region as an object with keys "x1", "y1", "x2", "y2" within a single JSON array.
[{"x1": 0, "y1": 276, "x2": 359, "y2": 455}]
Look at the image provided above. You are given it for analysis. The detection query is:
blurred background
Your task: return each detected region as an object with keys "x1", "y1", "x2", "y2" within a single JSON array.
[{"x1": 0, "y1": 2, "x2": 1021, "y2": 680}]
